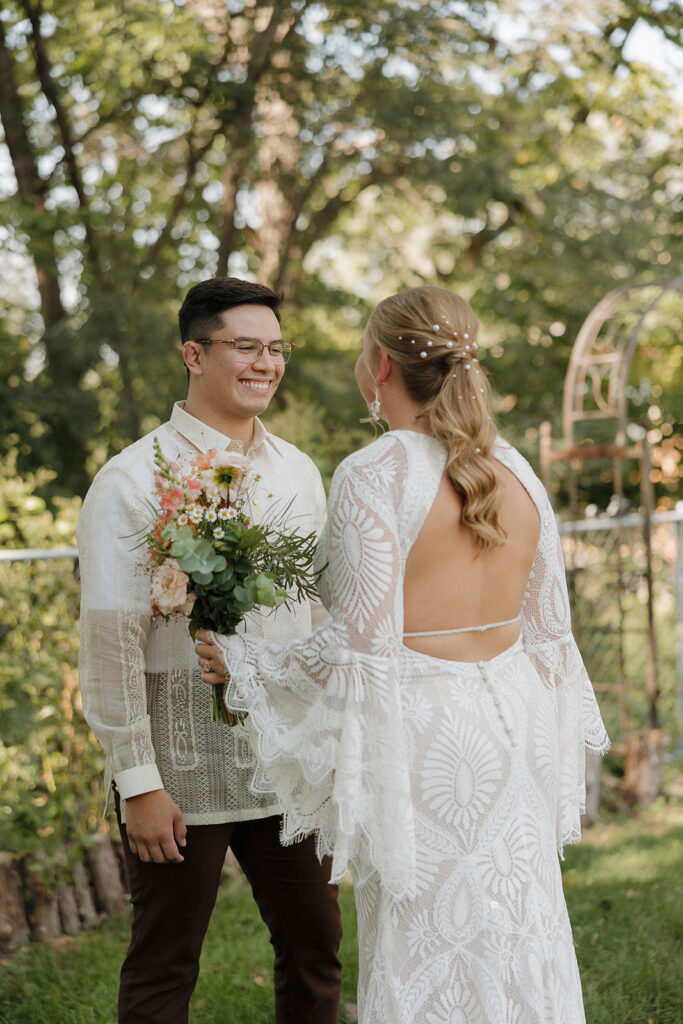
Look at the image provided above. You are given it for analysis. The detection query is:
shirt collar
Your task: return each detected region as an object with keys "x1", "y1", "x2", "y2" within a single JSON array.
[{"x1": 170, "y1": 402, "x2": 284, "y2": 457}]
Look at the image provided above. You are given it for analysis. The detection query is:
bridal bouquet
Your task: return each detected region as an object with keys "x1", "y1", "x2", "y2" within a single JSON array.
[{"x1": 142, "y1": 438, "x2": 322, "y2": 725}]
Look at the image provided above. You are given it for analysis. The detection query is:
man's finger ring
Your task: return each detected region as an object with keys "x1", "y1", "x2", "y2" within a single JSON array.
[{"x1": 203, "y1": 661, "x2": 211, "y2": 673}]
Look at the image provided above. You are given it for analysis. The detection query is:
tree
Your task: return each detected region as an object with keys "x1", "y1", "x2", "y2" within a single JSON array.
[{"x1": 0, "y1": 0, "x2": 681, "y2": 504}]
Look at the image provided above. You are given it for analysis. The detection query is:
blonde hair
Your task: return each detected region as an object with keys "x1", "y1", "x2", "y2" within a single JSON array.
[{"x1": 364, "y1": 286, "x2": 505, "y2": 551}]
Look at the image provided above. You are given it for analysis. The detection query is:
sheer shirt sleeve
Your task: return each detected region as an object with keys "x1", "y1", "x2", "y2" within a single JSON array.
[{"x1": 77, "y1": 466, "x2": 161, "y2": 800}]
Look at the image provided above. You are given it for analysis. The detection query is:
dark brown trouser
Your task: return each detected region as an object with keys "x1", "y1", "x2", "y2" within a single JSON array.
[{"x1": 116, "y1": 806, "x2": 342, "y2": 1024}]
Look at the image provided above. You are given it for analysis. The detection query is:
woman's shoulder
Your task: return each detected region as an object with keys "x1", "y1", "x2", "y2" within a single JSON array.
[
  {"x1": 331, "y1": 430, "x2": 446, "y2": 500},
  {"x1": 329, "y1": 432, "x2": 410, "y2": 496}
]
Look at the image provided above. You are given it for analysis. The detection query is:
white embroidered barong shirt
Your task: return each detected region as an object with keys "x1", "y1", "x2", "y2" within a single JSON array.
[{"x1": 77, "y1": 402, "x2": 327, "y2": 824}]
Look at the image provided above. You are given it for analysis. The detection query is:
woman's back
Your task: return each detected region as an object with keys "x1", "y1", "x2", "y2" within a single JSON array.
[{"x1": 403, "y1": 458, "x2": 540, "y2": 662}]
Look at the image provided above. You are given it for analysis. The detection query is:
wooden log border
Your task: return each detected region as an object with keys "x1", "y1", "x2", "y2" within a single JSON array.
[
  {"x1": 0, "y1": 835, "x2": 242, "y2": 959},
  {"x1": 0, "y1": 832, "x2": 128, "y2": 959}
]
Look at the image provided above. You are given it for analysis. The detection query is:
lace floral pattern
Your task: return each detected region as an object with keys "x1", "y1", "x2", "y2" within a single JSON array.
[{"x1": 213, "y1": 430, "x2": 609, "y2": 1022}]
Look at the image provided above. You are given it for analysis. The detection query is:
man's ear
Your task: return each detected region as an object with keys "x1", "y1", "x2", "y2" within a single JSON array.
[
  {"x1": 376, "y1": 349, "x2": 393, "y2": 386},
  {"x1": 183, "y1": 340, "x2": 204, "y2": 377}
]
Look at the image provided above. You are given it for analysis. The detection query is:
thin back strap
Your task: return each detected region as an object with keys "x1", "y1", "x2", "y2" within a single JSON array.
[{"x1": 403, "y1": 613, "x2": 521, "y2": 638}]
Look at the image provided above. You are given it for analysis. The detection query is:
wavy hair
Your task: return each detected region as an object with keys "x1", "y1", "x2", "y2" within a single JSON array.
[{"x1": 364, "y1": 286, "x2": 505, "y2": 550}]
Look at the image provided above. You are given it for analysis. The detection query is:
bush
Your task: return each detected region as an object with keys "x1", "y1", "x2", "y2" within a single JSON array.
[{"x1": 0, "y1": 453, "x2": 104, "y2": 884}]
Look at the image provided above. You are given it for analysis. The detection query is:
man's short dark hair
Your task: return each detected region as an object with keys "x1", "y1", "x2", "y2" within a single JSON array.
[{"x1": 178, "y1": 277, "x2": 282, "y2": 343}]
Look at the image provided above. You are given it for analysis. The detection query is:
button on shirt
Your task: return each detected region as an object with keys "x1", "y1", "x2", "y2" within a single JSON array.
[{"x1": 77, "y1": 402, "x2": 328, "y2": 824}]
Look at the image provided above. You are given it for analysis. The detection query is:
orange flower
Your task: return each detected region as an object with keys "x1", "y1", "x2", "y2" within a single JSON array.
[
  {"x1": 193, "y1": 449, "x2": 217, "y2": 472},
  {"x1": 160, "y1": 486, "x2": 185, "y2": 513}
]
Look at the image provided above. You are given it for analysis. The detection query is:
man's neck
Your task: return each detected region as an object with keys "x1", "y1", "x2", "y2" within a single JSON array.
[{"x1": 181, "y1": 399, "x2": 256, "y2": 452}]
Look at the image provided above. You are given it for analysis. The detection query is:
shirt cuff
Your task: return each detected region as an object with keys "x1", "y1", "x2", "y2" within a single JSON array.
[{"x1": 115, "y1": 764, "x2": 164, "y2": 801}]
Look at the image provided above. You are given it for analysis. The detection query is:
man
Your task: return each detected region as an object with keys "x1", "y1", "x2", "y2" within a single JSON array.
[{"x1": 77, "y1": 277, "x2": 342, "y2": 1024}]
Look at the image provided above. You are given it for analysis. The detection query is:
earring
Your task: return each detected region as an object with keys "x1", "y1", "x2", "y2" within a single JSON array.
[{"x1": 369, "y1": 392, "x2": 381, "y2": 422}]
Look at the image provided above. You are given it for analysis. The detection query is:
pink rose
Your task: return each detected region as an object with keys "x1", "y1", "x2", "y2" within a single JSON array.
[{"x1": 150, "y1": 558, "x2": 191, "y2": 616}]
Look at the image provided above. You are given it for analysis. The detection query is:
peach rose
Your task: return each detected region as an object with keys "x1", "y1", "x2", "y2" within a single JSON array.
[{"x1": 150, "y1": 558, "x2": 191, "y2": 616}]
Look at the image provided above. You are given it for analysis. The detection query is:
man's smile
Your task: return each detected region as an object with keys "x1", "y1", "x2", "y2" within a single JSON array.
[{"x1": 238, "y1": 378, "x2": 273, "y2": 391}]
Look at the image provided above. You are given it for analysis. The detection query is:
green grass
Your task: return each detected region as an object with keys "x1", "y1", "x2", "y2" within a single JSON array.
[{"x1": 0, "y1": 802, "x2": 680, "y2": 1024}]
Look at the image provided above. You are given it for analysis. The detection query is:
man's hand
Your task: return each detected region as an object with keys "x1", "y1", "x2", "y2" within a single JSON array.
[{"x1": 124, "y1": 790, "x2": 187, "y2": 864}]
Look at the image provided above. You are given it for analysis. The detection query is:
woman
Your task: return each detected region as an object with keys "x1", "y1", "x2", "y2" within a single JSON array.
[{"x1": 196, "y1": 286, "x2": 609, "y2": 1023}]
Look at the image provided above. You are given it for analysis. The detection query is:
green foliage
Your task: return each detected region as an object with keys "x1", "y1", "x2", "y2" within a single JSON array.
[
  {"x1": 0, "y1": 1, "x2": 680, "y2": 504},
  {"x1": 0, "y1": 454, "x2": 103, "y2": 879}
]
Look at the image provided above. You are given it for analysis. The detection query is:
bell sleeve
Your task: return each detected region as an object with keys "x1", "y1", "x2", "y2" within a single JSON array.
[
  {"x1": 211, "y1": 436, "x2": 417, "y2": 898},
  {"x1": 520, "y1": 486, "x2": 610, "y2": 853}
]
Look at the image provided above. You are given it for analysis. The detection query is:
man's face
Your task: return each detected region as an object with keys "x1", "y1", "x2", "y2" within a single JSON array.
[{"x1": 190, "y1": 304, "x2": 286, "y2": 422}]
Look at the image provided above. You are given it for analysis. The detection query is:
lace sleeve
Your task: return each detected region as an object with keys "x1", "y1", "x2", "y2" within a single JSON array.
[
  {"x1": 212, "y1": 435, "x2": 418, "y2": 897},
  {"x1": 518, "y1": 464, "x2": 610, "y2": 852}
]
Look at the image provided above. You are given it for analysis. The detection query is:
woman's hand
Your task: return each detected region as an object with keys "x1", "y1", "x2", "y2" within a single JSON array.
[{"x1": 195, "y1": 629, "x2": 229, "y2": 686}]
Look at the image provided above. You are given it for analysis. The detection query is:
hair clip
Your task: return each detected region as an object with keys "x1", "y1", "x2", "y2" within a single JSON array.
[
  {"x1": 420, "y1": 351, "x2": 427, "y2": 359},
  {"x1": 463, "y1": 332, "x2": 469, "y2": 340},
  {"x1": 475, "y1": 447, "x2": 481, "y2": 453},
  {"x1": 447, "y1": 341, "x2": 454, "y2": 348},
  {"x1": 465, "y1": 363, "x2": 470, "y2": 369},
  {"x1": 427, "y1": 340, "x2": 433, "y2": 347},
  {"x1": 433, "y1": 324, "x2": 439, "y2": 330}
]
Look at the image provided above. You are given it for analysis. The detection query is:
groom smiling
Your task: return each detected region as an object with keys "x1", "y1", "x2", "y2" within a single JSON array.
[{"x1": 77, "y1": 277, "x2": 341, "y2": 1024}]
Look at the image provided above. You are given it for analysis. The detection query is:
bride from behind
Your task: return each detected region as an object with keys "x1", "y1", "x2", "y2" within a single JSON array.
[{"x1": 196, "y1": 286, "x2": 609, "y2": 1024}]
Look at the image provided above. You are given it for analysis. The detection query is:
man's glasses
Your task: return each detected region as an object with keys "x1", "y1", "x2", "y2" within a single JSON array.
[{"x1": 195, "y1": 337, "x2": 295, "y2": 364}]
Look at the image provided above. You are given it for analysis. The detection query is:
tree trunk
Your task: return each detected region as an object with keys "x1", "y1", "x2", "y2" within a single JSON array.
[
  {"x1": 0, "y1": 18, "x2": 66, "y2": 330},
  {"x1": 622, "y1": 729, "x2": 669, "y2": 806},
  {"x1": 0, "y1": 853, "x2": 31, "y2": 957}
]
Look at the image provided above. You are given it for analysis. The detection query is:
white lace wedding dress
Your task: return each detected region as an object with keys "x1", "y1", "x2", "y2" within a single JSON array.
[{"x1": 213, "y1": 430, "x2": 609, "y2": 1024}]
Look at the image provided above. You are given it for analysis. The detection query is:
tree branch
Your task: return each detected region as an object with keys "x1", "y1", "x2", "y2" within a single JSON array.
[
  {"x1": 21, "y1": 0, "x2": 104, "y2": 280},
  {"x1": 0, "y1": 16, "x2": 65, "y2": 326}
]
